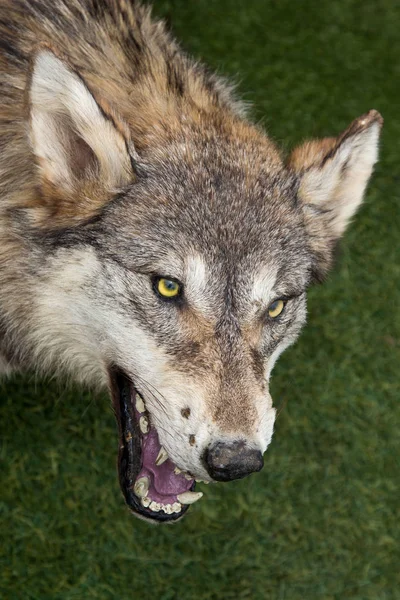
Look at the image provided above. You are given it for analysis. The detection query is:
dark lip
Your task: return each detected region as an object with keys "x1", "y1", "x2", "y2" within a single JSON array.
[{"x1": 110, "y1": 368, "x2": 192, "y2": 523}]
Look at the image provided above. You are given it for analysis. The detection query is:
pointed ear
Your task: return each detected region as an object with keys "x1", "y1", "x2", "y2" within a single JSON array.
[
  {"x1": 29, "y1": 48, "x2": 135, "y2": 224},
  {"x1": 288, "y1": 110, "x2": 383, "y2": 280}
]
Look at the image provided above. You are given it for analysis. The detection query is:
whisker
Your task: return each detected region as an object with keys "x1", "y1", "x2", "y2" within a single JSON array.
[
  {"x1": 124, "y1": 372, "x2": 169, "y2": 416},
  {"x1": 276, "y1": 395, "x2": 288, "y2": 419}
]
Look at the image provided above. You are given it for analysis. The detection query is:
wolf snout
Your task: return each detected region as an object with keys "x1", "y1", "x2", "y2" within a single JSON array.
[{"x1": 202, "y1": 440, "x2": 264, "y2": 482}]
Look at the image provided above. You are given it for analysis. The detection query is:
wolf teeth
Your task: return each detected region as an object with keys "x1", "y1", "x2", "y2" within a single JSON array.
[
  {"x1": 139, "y1": 415, "x2": 149, "y2": 434},
  {"x1": 135, "y1": 394, "x2": 146, "y2": 414},
  {"x1": 134, "y1": 476, "x2": 149, "y2": 498},
  {"x1": 177, "y1": 491, "x2": 203, "y2": 505},
  {"x1": 173, "y1": 467, "x2": 194, "y2": 480},
  {"x1": 155, "y1": 447, "x2": 169, "y2": 466},
  {"x1": 141, "y1": 496, "x2": 183, "y2": 514},
  {"x1": 160, "y1": 503, "x2": 181, "y2": 514}
]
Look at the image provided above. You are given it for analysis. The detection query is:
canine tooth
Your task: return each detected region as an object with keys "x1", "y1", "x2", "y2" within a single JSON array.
[
  {"x1": 155, "y1": 447, "x2": 169, "y2": 466},
  {"x1": 172, "y1": 502, "x2": 182, "y2": 513},
  {"x1": 141, "y1": 496, "x2": 151, "y2": 508},
  {"x1": 174, "y1": 467, "x2": 182, "y2": 475},
  {"x1": 135, "y1": 395, "x2": 146, "y2": 413},
  {"x1": 184, "y1": 473, "x2": 193, "y2": 480},
  {"x1": 150, "y1": 501, "x2": 161, "y2": 512},
  {"x1": 134, "y1": 476, "x2": 149, "y2": 498},
  {"x1": 195, "y1": 478, "x2": 210, "y2": 484},
  {"x1": 177, "y1": 491, "x2": 203, "y2": 505},
  {"x1": 139, "y1": 416, "x2": 149, "y2": 434}
]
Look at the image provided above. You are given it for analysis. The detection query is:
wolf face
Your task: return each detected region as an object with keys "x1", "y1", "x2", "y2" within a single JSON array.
[{"x1": 0, "y1": 1, "x2": 382, "y2": 523}]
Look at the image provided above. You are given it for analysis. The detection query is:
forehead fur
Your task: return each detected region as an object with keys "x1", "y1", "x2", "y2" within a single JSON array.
[{"x1": 97, "y1": 129, "x2": 312, "y2": 298}]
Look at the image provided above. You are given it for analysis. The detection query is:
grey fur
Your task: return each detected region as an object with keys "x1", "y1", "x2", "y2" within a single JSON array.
[{"x1": 0, "y1": 0, "x2": 382, "y2": 499}]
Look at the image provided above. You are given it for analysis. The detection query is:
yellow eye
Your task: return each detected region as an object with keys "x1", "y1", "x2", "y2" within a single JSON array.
[
  {"x1": 156, "y1": 277, "x2": 181, "y2": 299},
  {"x1": 268, "y1": 299, "x2": 285, "y2": 319}
]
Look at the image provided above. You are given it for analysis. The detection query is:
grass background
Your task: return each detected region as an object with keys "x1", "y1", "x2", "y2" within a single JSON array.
[{"x1": 1, "y1": 0, "x2": 399, "y2": 598}]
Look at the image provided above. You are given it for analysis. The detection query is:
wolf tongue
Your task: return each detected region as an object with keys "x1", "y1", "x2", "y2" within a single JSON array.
[{"x1": 137, "y1": 427, "x2": 194, "y2": 500}]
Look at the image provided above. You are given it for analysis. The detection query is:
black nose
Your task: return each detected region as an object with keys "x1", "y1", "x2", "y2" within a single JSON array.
[{"x1": 203, "y1": 441, "x2": 264, "y2": 482}]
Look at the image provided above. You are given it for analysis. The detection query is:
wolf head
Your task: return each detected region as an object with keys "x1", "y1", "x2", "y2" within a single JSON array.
[{"x1": 18, "y1": 49, "x2": 382, "y2": 521}]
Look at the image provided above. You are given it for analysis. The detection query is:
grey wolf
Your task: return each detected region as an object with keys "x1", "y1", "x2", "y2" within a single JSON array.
[{"x1": 0, "y1": 0, "x2": 382, "y2": 523}]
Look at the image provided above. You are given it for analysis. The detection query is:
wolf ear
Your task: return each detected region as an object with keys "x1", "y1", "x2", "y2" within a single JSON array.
[
  {"x1": 29, "y1": 49, "x2": 134, "y2": 224},
  {"x1": 288, "y1": 110, "x2": 383, "y2": 280}
]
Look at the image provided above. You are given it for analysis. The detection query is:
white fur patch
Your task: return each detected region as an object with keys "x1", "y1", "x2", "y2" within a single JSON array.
[
  {"x1": 27, "y1": 247, "x2": 109, "y2": 386},
  {"x1": 251, "y1": 266, "x2": 278, "y2": 302},
  {"x1": 184, "y1": 254, "x2": 213, "y2": 315},
  {"x1": 248, "y1": 265, "x2": 278, "y2": 319}
]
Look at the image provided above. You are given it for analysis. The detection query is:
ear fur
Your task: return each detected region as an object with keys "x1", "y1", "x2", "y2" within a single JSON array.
[
  {"x1": 29, "y1": 48, "x2": 134, "y2": 225},
  {"x1": 288, "y1": 110, "x2": 383, "y2": 279}
]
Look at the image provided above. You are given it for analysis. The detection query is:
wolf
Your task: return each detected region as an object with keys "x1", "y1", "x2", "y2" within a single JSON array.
[{"x1": 0, "y1": 0, "x2": 382, "y2": 523}]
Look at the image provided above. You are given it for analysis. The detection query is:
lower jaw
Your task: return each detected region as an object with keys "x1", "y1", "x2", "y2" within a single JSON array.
[{"x1": 110, "y1": 369, "x2": 196, "y2": 524}]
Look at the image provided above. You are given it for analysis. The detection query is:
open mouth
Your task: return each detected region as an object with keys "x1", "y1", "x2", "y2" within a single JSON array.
[{"x1": 110, "y1": 369, "x2": 204, "y2": 523}]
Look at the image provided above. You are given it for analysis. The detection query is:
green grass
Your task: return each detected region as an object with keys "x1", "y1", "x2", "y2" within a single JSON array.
[{"x1": 1, "y1": 0, "x2": 399, "y2": 598}]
